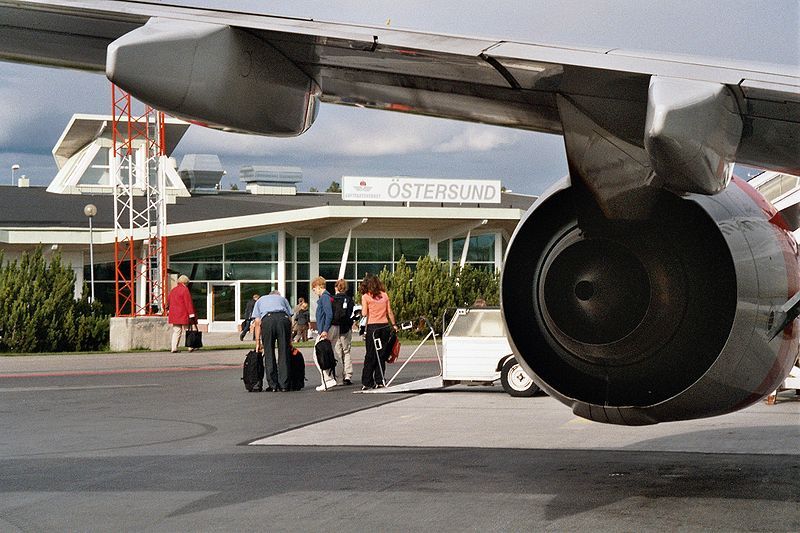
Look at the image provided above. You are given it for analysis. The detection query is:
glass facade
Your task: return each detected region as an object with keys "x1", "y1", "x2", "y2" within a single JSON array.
[
  {"x1": 83, "y1": 262, "x2": 116, "y2": 315},
  {"x1": 85, "y1": 230, "x2": 501, "y2": 328},
  {"x1": 439, "y1": 234, "x2": 497, "y2": 271},
  {"x1": 318, "y1": 237, "x2": 428, "y2": 296},
  {"x1": 284, "y1": 235, "x2": 310, "y2": 308}
]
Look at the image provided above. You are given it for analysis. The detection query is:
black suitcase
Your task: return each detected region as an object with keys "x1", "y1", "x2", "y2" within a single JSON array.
[
  {"x1": 290, "y1": 346, "x2": 306, "y2": 391},
  {"x1": 242, "y1": 350, "x2": 264, "y2": 392}
]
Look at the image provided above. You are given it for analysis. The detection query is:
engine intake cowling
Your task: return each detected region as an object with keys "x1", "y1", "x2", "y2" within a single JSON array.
[{"x1": 502, "y1": 178, "x2": 800, "y2": 424}]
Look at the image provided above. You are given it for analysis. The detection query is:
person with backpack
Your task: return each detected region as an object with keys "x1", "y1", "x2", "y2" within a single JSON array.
[
  {"x1": 311, "y1": 276, "x2": 337, "y2": 391},
  {"x1": 329, "y1": 278, "x2": 355, "y2": 385},
  {"x1": 360, "y1": 273, "x2": 398, "y2": 390}
]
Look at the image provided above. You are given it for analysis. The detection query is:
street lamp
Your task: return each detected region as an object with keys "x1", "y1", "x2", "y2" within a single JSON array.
[
  {"x1": 11, "y1": 164, "x2": 20, "y2": 186},
  {"x1": 84, "y1": 204, "x2": 97, "y2": 304}
]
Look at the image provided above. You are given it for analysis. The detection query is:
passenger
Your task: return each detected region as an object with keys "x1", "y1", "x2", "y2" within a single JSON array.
[
  {"x1": 360, "y1": 273, "x2": 398, "y2": 390},
  {"x1": 329, "y1": 278, "x2": 355, "y2": 385},
  {"x1": 292, "y1": 297, "x2": 310, "y2": 343},
  {"x1": 252, "y1": 290, "x2": 294, "y2": 392},
  {"x1": 239, "y1": 293, "x2": 260, "y2": 341},
  {"x1": 311, "y1": 276, "x2": 337, "y2": 391},
  {"x1": 167, "y1": 275, "x2": 197, "y2": 353}
]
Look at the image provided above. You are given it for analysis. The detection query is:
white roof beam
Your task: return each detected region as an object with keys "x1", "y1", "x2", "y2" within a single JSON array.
[
  {"x1": 430, "y1": 219, "x2": 488, "y2": 243},
  {"x1": 311, "y1": 217, "x2": 368, "y2": 243}
]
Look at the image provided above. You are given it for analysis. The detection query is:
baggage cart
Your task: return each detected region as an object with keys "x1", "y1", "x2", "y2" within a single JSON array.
[{"x1": 361, "y1": 308, "x2": 538, "y2": 396}]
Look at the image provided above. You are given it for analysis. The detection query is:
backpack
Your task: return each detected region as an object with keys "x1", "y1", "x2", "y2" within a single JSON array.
[
  {"x1": 315, "y1": 338, "x2": 337, "y2": 374},
  {"x1": 332, "y1": 293, "x2": 355, "y2": 330},
  {"x1": 242, "y1": 350, "x2": 264, "y2": 392}
]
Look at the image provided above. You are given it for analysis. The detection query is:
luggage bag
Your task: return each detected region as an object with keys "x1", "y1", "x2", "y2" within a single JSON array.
[
  {"x1": 185, "y1": 324, "x2": 203, "y2": 349},
  {"x1": 290, "y1": 346, "x2": 306, "y2": 390},
  {"x1": 314, "y1": 338, "x2": 337, "y2": 390},
  {"x1": 242, "y1": 350, "x2": 264, "y2": 392}
]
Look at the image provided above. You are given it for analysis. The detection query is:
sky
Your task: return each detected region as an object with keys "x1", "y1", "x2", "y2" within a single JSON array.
[{"x1": 0, "y1": 0, "x2": 797, "y2": 195}]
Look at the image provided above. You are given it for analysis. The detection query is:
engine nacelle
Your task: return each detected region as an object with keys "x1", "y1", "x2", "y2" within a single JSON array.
[
  {"x1": 107, "y1": 18, "x2": 319, "y2": 136},
  {"x1": 502, "y1": 177, "x2": 800, "y2": 424}
]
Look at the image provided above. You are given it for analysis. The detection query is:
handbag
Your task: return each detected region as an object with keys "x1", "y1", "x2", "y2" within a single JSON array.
[
  {"x1": 387, "y1": 336, "x2": 400, "y2": 364},
  {"x1": 185, "y1": 323, "x2": 203, "y2": 349}
]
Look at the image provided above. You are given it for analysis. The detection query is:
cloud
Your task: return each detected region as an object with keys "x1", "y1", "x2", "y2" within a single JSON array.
[
  {"x1": 177, "y1": 105, "x2": 527, "y2": 162},
  {"x1": 0, "y1": 64, "x2": 107, "y2": 153},
  {"x1": 433, "y1": 128, "x2": 521, "y2": 153}
]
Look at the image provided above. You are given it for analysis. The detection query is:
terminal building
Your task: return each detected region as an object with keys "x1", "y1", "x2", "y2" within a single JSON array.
[{"x1": 0, "y1": 115, "x2": 535, "y2": 332}]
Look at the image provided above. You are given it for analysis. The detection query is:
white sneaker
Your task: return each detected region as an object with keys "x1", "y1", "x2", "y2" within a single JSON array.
[{"x1": 315, "y1": 379, "x2": 337, "y2": 391}]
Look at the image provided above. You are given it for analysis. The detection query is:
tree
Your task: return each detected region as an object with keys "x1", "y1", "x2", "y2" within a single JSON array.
[
  {"x1": 0, "y1": 247, "x2": 109, "y2": 353},
  {"x1": 309, "y1": 187, "x2": 319, "y2": 193},
  {"x1": 379, "y1": 256, "x2": 500, "y2": 337},
  {"x1": 326, "y1": 181, "x2": 342, "y2": 193},
  {"x1": 387, "y1": 257, "x2": 414, "y2": 324},
  {"x1": 403, "y1": 256, "x2": 456, "y2": 334},
  {"x1": 454, "y1": 264, "x2": 499, "y2": 307},
  {"x1": 230, "y1": 183, "x2": 239, "y2": 191}
]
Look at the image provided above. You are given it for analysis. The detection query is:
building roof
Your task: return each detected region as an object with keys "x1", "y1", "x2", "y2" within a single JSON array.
[
  {"x1": 52, "y1": 114, "x2": 191, "y2": 168},
  {"x1": 0, "y1": 186, "x2": 535, "y2": 230}
]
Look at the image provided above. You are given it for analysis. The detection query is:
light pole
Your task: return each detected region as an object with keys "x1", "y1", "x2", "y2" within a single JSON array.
[
  {"x1": 84, "y1": 204, "x2": 97, "y2": 304},
  {"x1": 11, "y1": 164, "x2": 20, "y2": 186}
]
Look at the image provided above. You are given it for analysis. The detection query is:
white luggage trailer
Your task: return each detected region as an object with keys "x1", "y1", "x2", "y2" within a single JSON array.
[{"x1": 363, "y1": 308, "x2": 538, "y2": 396}]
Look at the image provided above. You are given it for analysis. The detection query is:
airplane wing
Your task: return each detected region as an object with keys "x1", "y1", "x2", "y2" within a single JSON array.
[{"x1": 1, "y1": 0, "x2": 798, "y2": 181}]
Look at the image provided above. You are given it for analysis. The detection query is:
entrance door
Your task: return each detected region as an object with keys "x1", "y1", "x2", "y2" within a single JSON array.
[{"x1": 209, "y1": 283, "x2": 237, "y2": 331}]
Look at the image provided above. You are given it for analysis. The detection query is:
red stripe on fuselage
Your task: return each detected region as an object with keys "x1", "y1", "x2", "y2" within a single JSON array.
[
  {"x1": 731, "y1": 178, "x2": 800, "y2": 407},
  {"x1": 732, "y1": 176, "x2": 793, "y2": 231}
]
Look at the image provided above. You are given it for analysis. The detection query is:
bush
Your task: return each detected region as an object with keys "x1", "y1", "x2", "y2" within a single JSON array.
[
  {"x1": 454, "y1": 264, "x2": 500, "y2": 308},
  {"x1": 0, "y1": 248, "x2": 110, "y2": 353},
  {"x1": 359, "y1": 255, "x2": 500, "y2": 337}
]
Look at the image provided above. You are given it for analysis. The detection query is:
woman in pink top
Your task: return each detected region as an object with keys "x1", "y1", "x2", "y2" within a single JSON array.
[{"x1": 360, "y1": 273, "x2": 397, "y2": 390}]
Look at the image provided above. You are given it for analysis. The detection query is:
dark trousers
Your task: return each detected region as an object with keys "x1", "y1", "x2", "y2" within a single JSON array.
[
  {"x1": 361, "y1": 323, "x2": 392, "y2": 387},
  {"x1": 261, "y1": 313, "x2": 292, "y2": 389}
]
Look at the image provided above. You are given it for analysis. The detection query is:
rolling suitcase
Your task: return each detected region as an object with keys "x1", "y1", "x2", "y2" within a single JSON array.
[
  {"x1": 242, "y1": 350, "x2": 264, "y2": 392},
  {"x1": 290, "y1": 346, "x2": 306, "y2": 390}
]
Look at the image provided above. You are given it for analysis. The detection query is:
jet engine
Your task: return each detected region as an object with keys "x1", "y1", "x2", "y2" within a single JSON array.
[{"x1": 502, "y1": 177, "x2": 800, "y2": 425}]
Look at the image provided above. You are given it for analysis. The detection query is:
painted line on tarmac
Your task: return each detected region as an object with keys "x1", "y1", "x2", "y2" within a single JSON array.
[
  {"x1": 0, "y1": 365, "x2": 237, "y2": 379},
  {"x1": 0, "y1": 358, "x2": 439, "y2": 380},
  {"x1": 0, "y1": 383, "x2": 162, "y2": 392}
]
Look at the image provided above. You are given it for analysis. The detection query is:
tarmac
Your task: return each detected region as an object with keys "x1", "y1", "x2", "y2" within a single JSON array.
[
  {"x1": 1, "y1": 335, "x2": 799, "y2": 531},
  {"x1": 1, "y1": 333, "x2": 798, "y2": 458}
]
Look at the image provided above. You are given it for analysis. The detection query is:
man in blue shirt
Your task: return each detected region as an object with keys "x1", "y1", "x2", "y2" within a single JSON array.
[
  {"x1": 311, "y1": 276, "x2": 336, "y2": 391},
  {"x1": 253, "y1": 290, "x2": 294, "y2": 392}
]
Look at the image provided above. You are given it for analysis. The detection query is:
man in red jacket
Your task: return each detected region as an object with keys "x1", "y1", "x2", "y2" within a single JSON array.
[{"x1": 168, "y1": 275, "x2": 197, "y2": 353}]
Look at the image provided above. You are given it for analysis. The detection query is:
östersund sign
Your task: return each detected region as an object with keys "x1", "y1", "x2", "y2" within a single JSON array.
[{"x1": 342, "y1": 176, "x2": 502, "y2": 204}]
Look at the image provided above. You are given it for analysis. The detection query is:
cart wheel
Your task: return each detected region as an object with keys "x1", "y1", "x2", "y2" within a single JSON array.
[{"x1": 501, "y1": 358, "x2": 539, "y2": 397}]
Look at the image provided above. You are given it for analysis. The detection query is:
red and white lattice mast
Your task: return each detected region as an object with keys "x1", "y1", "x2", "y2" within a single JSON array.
[{"x1": 111, "y1": 85, "x2": 168, "y2": 317}]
